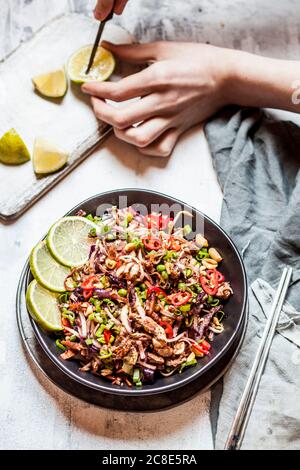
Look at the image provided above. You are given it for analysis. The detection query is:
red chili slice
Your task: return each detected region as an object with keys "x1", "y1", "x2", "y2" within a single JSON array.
[
  {"x1": 147, "y1": 286, "x2": 167, "y2": 298},
  {"x1": 168, "y1": 291, "x2": 192, "y2": 306},
  {"x1": 83, "y1": 289, "x2": 93, "y2": 300},
  {"x1": 142, "y1": 236, "x2": 162, "y2": 251},
  {"x1": 168, "y1": 237, "x2": 181, "y2": 252},
  {"x1": 200, "y1": 270, "x2": 218, "y2": 296},
  {"x1": 201, "y1": 340, "x2": 211, "y2": 352},
  {"x1": 192, "y1": 344, "x2": 210, "y2": 357},
  {"x1": 214, "y1": 270, "x2": 225, "y2": 283},
  {"x1": 81, "y1": 275, "x2": 99, "y2": 290},
  {"x1": 144, "y1": 213, "x2": 172, "y2": 230},
  {"x1": 104, "y1": 329, "x2": 112, "y2": 344},
  {"x1": 159, "y1": 321, "x2": 174, "y2": 339},
  {"x1": 62, "y1": 317, "x2": 71, "y2": 334}
]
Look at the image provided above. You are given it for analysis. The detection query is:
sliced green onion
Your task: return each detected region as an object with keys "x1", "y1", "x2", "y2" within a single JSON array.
[
  {"x1": 161, "y1": 271, "x2": 169, "y2": 280},
  {"x1": 85, "y1": 338, "x2": 93, "y2": 346},
  {"x1": 89, "y1": 228, "x2": 97, "y2": 237},
  {"x1": 183, "y1": 224, "x2": 192, "y2": 236},
  {"x1": 55, "y1": 339, "x2": 66, "y2": 352},
  {"x1": 180, "y1": 304, "x2": 191, "y2": 312},
  {"x1": 178, "y1": 282, "x2": 187, "y2": 291},
  {"x1": 180, "y1": 358, "x2": 197, "y2": 373},
  {"x1": 58, "y1": 292, "x2": 70, "y2": 303},
  {"x1": 157, "y1": 264, "x2": 166, "y2": 272},
  {"x1": 207, "y1": 296, "x2": 220, "y2": 306},
  {"x1": 184, "y1": 268, "x2": 193, "y2": 278},
  {"x1": 118, "y1": 288, "x2": 128, "y2": 297},
  {"x1": 133, "y1": 368, "x2": 140, "y2": 384},
  {"x1": 99, "y1": 350, "x2": 112, "y2": 359},
  {"x1": 196, "y1": 248, "x2": 209, "y2": 261}
]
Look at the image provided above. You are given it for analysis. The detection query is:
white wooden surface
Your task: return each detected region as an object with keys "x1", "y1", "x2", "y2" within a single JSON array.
[
  {"x1": 0, "y1": 14, "x2": 136, "y2": 220},
  {"x1": 1, "y1": 0, "x2": 300, "y2": 451}
]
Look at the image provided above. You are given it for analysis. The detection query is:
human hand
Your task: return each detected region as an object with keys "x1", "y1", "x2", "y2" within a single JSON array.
[
  {"x1": 94, "y1": 0, "x2": 129, "y2": 21},
  {"x1": 82, "y1": 41, "x2": 231, "y2": 157}
]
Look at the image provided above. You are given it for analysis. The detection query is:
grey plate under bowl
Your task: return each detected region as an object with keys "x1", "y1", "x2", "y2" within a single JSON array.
[
  {"x1": 18, "y1": 189, "x2": 248, "y2": 404},
  {"x1": 17, "y1": 262, "x2": 248, "y2": 411}
]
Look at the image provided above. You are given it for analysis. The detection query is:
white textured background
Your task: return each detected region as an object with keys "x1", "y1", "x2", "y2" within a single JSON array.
[{"x1": 1, "y1": 0, "x2": 300, "y2": 451}]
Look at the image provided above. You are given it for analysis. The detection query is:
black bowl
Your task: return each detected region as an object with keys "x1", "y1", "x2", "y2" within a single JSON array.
[{"x1": 26, "y1": 189, "x2": 248, "y2": 396}]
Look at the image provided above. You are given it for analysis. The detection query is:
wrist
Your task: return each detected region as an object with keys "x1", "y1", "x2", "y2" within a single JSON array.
[{"x1": 214, "y1": 48, "x2": 244, "y2": 106}]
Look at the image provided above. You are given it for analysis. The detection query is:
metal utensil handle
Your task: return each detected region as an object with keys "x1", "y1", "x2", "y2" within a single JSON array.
[
  {"x1": 234, "y1": 267, "x2": 292, "y2": 449},
  {"x1": 225, "y1": 267, "x2": 292, "y2": 450}
]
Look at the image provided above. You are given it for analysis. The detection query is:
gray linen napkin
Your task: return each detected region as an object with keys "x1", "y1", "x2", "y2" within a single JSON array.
[{"x1": 205, "y1": 107, "x2": 300, "y2": 450}]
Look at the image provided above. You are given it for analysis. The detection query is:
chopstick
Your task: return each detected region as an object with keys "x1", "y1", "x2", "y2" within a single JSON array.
[{"x1": 224, "y1": 267, "x2": 293, "y2": 450}]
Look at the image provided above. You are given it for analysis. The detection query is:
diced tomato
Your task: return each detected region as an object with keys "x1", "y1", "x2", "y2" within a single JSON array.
[{"x1": 168, "y1": 291, "x2": 192, "y2": 306}]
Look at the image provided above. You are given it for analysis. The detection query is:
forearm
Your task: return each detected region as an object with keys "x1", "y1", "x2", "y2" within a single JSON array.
[{"x1": 223, "y1": 49, "x2": 300, "y2": 113}]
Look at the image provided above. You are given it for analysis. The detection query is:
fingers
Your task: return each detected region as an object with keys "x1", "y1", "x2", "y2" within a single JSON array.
[
  {"x1": 100, "y1": 41, "x2": 161, "y2": 64},
  {"x1": 114, "y1": 117, "x2": 172, "y2": 148},
  {"x1": 138, "y1": 128, "x2": 183, "y2": 158},
  {"x1": 82, "y1": 68, "x2": 154, "y2": 101},
  {"x1": 114, "y1": 0, "x2": 128, "y2": 15},
  {"x1": 90, "y1": 94, "x2": 158, "y2": 128},
  {"x1": 94, "y1": 0, "x2": 114, "y2": 20}
]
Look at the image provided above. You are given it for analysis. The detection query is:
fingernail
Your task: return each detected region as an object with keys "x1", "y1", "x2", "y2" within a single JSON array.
[{"x1": 101, "y1": 40, "x2": 113, "y2": 48}]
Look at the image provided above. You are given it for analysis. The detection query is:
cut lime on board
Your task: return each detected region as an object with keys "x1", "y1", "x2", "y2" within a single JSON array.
[
  {"x1": 67, "y1": 45, "x2": 115, "y2": 83},
  {"x1": 47, "y1": 216, "x2": 99, "y2": 267},
  {"x1": 32, "y1": 68, "x2": 67, "y2": 98},
  {"x1": 0, "y1": 128, "x2": 31, "y2": 165},
  {"x1": 33, "y1": 138, "x2": 69, "y2": 174},
  {"x1": 26, "y1": 280, "x2": 62, "y2": 331},
  {"x1": 30, "y1": 241, "x2": 70, "y2": 293}
]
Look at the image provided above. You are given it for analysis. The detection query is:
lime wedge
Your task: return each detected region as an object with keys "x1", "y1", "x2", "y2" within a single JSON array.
[
  {"x1": 32, "y1": 68, "x2": 67, "y2": 98},
  {"x1": 26, "y1": 280, "x2": 62, "y2": 331},
  {"x1": 67, "y1": 45, "x2": 115, "y2": 84},
  {"x1": 33, "y1": 138, "x2": 69, "y2": 174},
  {"x1": 30, "y1": 241, "x2": 70, "y2": 293},
  {"x1": 0, "y1": 128, "x2": 31, "y2": 165},
  {"x1": 47, "y1": 216, "x2": 98, "y2": 267}
]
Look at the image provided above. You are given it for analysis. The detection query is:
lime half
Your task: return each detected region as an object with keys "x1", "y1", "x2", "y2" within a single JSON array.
[
  {"x1": 67, "y1": 45, "x2": 115, "y2": 84},
  {"x1": 0, "y1": 128, "x2": 31, "y2": 165},
  {"x1": 30, "y1": 241, "x2": 70, "y2": 293},
  {"x1": 32, "y1": 68, "x2": 67, "y2": 98},
  {"x1": 47, "y1": 216, "x2": 98, "y2": 267},
  {"x1": 33, "y1": 138, "x2": 69, "y2": 174},
  {"x1": 26, "y1": 280, "x2": 62, "y2": 331}
]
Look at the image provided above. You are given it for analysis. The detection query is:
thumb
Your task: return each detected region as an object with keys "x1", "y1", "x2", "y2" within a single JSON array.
[{"x1": 101, "y1": 41, "x2": 160, "y2": 64}]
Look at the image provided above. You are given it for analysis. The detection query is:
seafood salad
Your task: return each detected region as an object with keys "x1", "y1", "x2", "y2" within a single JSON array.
[{"x1": 56, "y1": 207, "x2": 233, "y2": 387}]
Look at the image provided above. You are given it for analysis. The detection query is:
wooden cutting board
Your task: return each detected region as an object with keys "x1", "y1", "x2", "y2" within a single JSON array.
[{"x1": 0, "y1": 13, "x2": 135, "y2": 223}]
